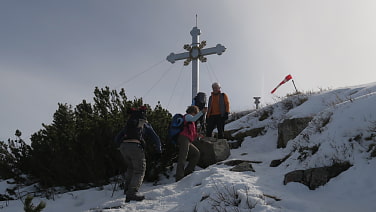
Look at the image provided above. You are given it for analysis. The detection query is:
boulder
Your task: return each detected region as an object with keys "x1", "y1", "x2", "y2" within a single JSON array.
[
  {"x1": 193, "y1": 137, "x2": 230, "y2": 168},
  {"x1": 224, "y1": 127, "x2": 266, "y2": 149},
  {"x1": 230, "y1": 162, "x2": 255, "y2": 172},
  {"x1": 277, "y1": 117, "x2": 312, "y2": 148},
  {"x1": 269, "y1": 153, "x2": 291, "y2": 167},
  {"x1": 283, "y1": 162, "x2": 351, "y2": 190},
  {"x1": 223, "y1": 159, "x2": 262, "y2": 166}
]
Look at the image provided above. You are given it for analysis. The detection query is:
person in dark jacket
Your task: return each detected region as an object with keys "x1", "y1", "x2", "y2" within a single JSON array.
[
  {"x1": 117, "y1": 106, "x2": 162, "y2": 202},
  {"x1": 176, "y1": 105, "x2": 207, "y2": 182},
  {"x1": 206, "y1": 82, "x2": 230, "y2": 139}
]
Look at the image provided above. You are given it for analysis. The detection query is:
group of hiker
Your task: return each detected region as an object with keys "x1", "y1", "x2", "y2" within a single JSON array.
[{"x1": 115, "y1": 82, "x2": 230, "y2": 202}]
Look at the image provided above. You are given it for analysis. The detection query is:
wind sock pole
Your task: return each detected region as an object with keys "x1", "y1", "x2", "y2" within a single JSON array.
[{"x1": 291, "y1": 79, "x2": 298, "y2": 93}]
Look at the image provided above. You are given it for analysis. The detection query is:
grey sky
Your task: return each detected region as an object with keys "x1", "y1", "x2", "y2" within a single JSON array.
[{"x1": 1, "y1": 0, "x2": 376, "y2": 142}]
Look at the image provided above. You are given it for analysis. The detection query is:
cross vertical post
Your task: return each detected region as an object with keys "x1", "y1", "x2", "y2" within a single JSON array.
[
  {"x1": 191, "y1": 27, "x2": 200, "y2": 99},
  {"x1": 167, "y1": 26, "x2": 226, "y2": 100}
]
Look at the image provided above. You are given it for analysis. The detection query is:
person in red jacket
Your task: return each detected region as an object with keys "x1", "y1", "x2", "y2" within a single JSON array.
[
  {"x1": 206, "y1": 82, "x2": 230, "y2": 139},
  {"x1": 175, "y1": 105, "x2": 207, "y2": 182}
]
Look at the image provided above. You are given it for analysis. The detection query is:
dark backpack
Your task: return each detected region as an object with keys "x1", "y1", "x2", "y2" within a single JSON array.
[
  {"x1": 167, "y1": 114, "x2": 184, "y2": 144},
  {"x1": 125, "y1": 113, "x2": 146, "y2": 141},
  {"x1": 113, "y1": 119, "x2": 145, "y2": 147},
  {"x1": 114, "y1": 108, "x2": 146, "y2": 147},
  {"x1": 194, "y1": 92, "x2": 207, "y2": 110},
  {"x1": 193, "y1": 92, "x2": 207, "y2": 132}
]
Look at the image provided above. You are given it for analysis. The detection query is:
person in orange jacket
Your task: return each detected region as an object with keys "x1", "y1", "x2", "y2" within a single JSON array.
[{"x1": 206, "y1": 82, "x2": 230, "y2": 139}]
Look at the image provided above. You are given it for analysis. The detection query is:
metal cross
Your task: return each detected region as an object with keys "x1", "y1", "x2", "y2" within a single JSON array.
[{"x1": 166, "y1": 26, "x2": 226, "y2": 100}]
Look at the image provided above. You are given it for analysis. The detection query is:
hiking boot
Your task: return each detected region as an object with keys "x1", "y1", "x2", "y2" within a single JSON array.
[{"x1": 125, "y1": 194, "x2": 145, "y2": 202}]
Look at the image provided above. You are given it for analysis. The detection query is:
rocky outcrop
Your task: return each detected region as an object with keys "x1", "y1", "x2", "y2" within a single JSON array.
[
  {"x1": 270, "y1": 154, "x2": 291, "y2": 167},
  {"x1": 222, "y1": 159, "x2": 262, "y2": 166},
  {"x1": 229, "y1": 162, "x2": 255, "y2": 172},
  {"x1": 283, "y1": 162, "x2": 352, "y2": 190},
  {"x1": 193, "y1": 137, "x2": 230, "y2": 168},
  {"x1": 277, "y1": 117, "x2": 312, "y2": 148},
  {"x1": 224, "y1": 127, "x2": 266, "y2": 149},
  {"x1": 220, "y1": 159, "x2": 261, "y2": 172}
]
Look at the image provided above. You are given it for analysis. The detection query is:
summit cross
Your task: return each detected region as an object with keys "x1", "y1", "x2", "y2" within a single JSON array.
[{"x1": 166, "y1": 26, "x2": 226, "y2": 100}]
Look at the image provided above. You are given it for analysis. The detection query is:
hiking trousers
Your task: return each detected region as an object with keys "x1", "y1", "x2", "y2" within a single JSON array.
[
  {"x1": 119, "y1": 142, "x2": 146, "y2": 196},
  {"x1": 176, "y1": 135, "x2": 200, "y2": 181},
  {"x1": 206, "y1": 114, "x2": 225, "y2": 139}
]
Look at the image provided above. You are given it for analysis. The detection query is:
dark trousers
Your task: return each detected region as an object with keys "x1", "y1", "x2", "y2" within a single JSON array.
[{"x1": 206, "y1": 115, "x2": 225, "y2": 139}]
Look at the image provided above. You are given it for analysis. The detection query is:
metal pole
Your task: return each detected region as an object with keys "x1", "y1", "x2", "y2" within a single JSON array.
[
  {"x1": 190, "y1": 27, "x2": 201, "y2": 99},
  {"x1": 253, "y1": 97, "x2": 261, "y2": 109},
  {"x1": 292, "y1": 80, "x2": 298, "y2": 93}
]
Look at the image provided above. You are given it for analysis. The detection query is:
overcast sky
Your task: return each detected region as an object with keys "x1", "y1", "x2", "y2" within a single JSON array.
[{"x1": 1, "y1": 0, "x2": 376, "y2": 142}]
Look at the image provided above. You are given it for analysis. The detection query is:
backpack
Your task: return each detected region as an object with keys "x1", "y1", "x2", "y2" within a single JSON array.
[
  {"x1": 125, "y1": 112, "x2": 146, "y2": 141},
  {"x1": 167, "y1": 114, "x2": 184, "y2": 144},
  {"x1": 193, "y1": 92, "x2": 207, "y2": 132},
  {"x1": 113, "y1": 108, "x2": 146, "y2": 147},
  {"x1": 193, "y1": 92, "x2": 207, "y2": 110}
]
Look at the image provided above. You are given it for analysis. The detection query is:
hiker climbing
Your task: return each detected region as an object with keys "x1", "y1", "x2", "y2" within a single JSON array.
[
  {"x1": 114, "y1": 106, "x2": 162, "y2": 202},
  {"x1": 175, "y1": 105, "x2": 207, "y2": 182},
  {"x1": 206, "y1": 82, "x2": 230, "y2": 139}
]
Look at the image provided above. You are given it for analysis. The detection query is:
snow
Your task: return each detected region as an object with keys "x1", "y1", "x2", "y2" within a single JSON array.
[{"x1": 1, "y1": 82, "x2": 376, "y2": 212}]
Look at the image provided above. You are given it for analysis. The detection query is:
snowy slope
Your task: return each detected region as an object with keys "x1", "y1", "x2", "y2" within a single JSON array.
[{"x1": 1, "y1": 83, "x2": 376, "y2": 212}]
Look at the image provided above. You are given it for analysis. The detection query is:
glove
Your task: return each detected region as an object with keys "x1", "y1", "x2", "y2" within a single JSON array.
[
  {"x1": 223, "y1": 112, "x2": 229, "y2": 120},
  {"x1": 197, "y1": 133, "x2": 205, "y2": 141},
  {"x1": 154, "y1": 152, "x2": 162, "y2": 161}
]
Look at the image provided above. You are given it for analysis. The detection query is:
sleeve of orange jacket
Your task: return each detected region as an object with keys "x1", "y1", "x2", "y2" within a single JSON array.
[{"x1": 224, "y1": 93, "x2": 230, "y2": 113}]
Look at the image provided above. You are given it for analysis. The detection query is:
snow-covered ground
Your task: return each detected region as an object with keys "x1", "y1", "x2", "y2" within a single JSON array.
[{"x1": 1, "y1": 82, "x2": 376, "y2": 212}]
